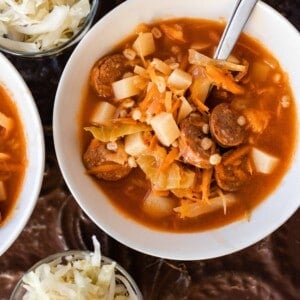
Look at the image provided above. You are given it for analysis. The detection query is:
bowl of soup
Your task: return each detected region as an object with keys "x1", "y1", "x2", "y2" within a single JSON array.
[
  {"x1": 53, "y1": 0, "x2": 300, "y2": 260},
  {"x1": 0, "y1": 53, "x2": 44, "y2": 255}
]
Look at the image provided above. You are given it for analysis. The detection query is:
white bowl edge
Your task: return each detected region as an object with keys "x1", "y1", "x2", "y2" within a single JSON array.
[{"x1": 0, "y1": 53, "x2": 45, "y2": 256}]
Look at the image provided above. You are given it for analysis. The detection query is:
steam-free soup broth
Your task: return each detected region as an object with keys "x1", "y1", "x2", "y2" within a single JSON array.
[
  {"x1": 80, "y1": 19, "x2": 296, "y2": 232},
  {"x1": 0, "y1": 85, "x2": 27, "y2": 225}
]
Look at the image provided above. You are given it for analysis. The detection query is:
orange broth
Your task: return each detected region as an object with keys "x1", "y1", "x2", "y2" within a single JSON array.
[
  {"x1": 79, "y1": 18, "x2": 297, "y2": 232},
  {"x1": 0, "y1": 85, "x2": 27, "y2": 226}
]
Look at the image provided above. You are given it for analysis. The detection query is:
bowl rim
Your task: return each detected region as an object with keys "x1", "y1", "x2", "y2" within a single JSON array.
[
  {"x1": 53, "y1": 0, "x2": 300, "y2": 260},
  {"x1": 0, "y1": 0, "x2": 100, "y2": 58},
  {"x1": 0, "y1": 52, "x2": 45, "y2": 255}
]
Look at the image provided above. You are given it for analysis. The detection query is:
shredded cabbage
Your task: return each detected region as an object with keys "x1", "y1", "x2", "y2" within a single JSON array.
[
  {"x1": 85, "y1": 123, "x2": 151, "y2": 143},
  {"x1": 137, "y1": 154, "x2": 195, "y2": 191},
  {"x1": 0, "y1": 0, "x2": 91, "y2": 52},
  {"x1": 20, "y1": 236, "x2": 140, "y2": 300}
]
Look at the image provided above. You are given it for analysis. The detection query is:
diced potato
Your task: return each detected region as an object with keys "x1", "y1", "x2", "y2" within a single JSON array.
[
  {"x1": 0, "y1": 181, "x2": 7, "y2": 202},
  {"x1": 90, "y1": 101, "x2": 116, "y2": 125},
  {"x1": 251, "y1": 147, "x2": 279, "y2": 174},
  {"x1": 143, "y1": 192, "x2": 176, "y2": 218},
  {"x1": 124, "y1": 132, "x2": 148, "y2": 156},
  {"x1": 167, "y1": 68, "x2": 192, "y2": 91},
  {"x1": 112, "y1": 75, "x2": 141, "y2": 100},
  {"x1": 134, "y1": 65, "x2": 149, "y2": 78},
  {"x1": 151, "y1": 58, "x2": 172, "y2": 75},
  {"x1": 251, "y1": 61, "x2": 270, "y2": 82},
  {"x1": 132, "y1": 32, "x2": 155, "y2": 57},
  {"x1": 177, "y1": 96, "x2": 193, "y2": 122},
  {"x1": 150, "y1": 112, "x2": 180, "y2": 147}
]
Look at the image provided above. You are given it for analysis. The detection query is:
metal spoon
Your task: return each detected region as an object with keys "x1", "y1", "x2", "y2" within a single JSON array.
[
  {"x1": 202, "y1": 0, "x2": 258, "y2": 100},
  {"x1": 214, "y1": 0, "x2": 259, "y2": 60}
]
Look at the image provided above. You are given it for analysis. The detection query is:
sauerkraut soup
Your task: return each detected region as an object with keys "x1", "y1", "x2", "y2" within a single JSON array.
[
  {"x1": 0, "y1": 85, "x2": 27, "y2": 226},
  {"x1": 79, "y1": 18, "x2": 296, "y2": 232}
]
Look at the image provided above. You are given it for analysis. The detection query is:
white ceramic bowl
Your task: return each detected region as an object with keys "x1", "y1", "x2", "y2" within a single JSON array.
[
  {"x1": 0, "y1": 54, "x2": 44, "y2": 255},
  {"x1": 53, "y1": 0, "x2": 300, "y2": 260}
]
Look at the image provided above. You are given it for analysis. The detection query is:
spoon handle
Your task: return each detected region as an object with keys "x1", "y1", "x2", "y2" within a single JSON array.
[{"x1": 214, "y1": 0, "x2": 258, "y2": 59}]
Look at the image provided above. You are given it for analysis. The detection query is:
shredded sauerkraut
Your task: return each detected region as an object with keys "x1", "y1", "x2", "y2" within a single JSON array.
[
  {"x1": 0, "y1": 0, "x2": 91, "y2": 52},
  {"x1": 20, "y1": 236, "x2": 139, "y2": 300}
]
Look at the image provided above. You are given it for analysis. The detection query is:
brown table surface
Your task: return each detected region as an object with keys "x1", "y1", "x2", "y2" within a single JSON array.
[{"x1": 1, "y1": 0, "x2": 299, "y2": 299}]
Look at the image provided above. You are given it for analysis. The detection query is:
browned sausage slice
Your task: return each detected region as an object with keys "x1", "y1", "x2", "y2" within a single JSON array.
[
  {"x1": 214, "y1": 146, "x2": 253, "y2": 192},
  {"x1": 83, "y1": 139, "x2": 131, "y2": 181},
  {"x1": 179, "y1": 113, "x2": 214, "y2": 169},
  {"x1": 210, "y1": 103, "x2": 246, "y2": 148},
  {"x1": 90, "y1": 54, "x2": 129, "y2": 100}
]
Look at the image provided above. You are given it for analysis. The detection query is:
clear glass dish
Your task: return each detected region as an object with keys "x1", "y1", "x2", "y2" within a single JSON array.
[
  {"x1": 10, "y1": 250, "x2": 143, "y2": 299},
  {"x1": 0, "y1": 0, "x2": 100, "y2": 58}
]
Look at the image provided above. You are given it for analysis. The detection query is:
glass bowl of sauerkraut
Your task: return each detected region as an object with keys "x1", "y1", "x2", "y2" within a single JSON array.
[
  {"x1": 10, "y1": 237, "x2": 143, "y2": 300},
  {"x1": 0, "y1": 0, "x2": 99, "y2": 57}
]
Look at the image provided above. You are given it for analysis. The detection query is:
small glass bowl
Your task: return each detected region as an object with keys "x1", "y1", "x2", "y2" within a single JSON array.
[
  {"x1": 0, "y1": 0, "x2": 100, "y2": 58},
  {"x1": 10, "y1": 250, "x2": 143, "y2": 299}
]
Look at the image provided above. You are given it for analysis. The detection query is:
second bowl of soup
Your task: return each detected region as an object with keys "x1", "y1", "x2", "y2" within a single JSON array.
[{"x1": 54, "y1": 0, "x2": 300, "y2": 260}]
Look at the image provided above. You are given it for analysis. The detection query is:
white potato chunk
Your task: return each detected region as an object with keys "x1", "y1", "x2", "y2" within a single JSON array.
[
  {"x1": 112, "y1": 75, "x2": 141, "y2": 100},
  {"x1": 124, "y1": 132, "x2": 148, "y2": 156},
  {"x1": 143, "y1": 193, "x2": 176, "y2": 218},
  {"x1": 90, "y1": 101, "x2": 116, "y2": 125},
  {"x1": 151, "y1": 58, "x2": 172, "y2": 75},
  {"x1": 177, "y1": 96, "x2": 193, "y2": 122},
  {"x1": 167, "y1": 68, "x2": 192, "y2": 91},
  {"x1": 150, "y1": 112, "x2": 180, "y2": 146},
  {"x1": 132, "y1": 32, "x2": 155, "y2": 57},
  {"x1": 251, "y1": 147, "x2": 279, "y2": 174}
]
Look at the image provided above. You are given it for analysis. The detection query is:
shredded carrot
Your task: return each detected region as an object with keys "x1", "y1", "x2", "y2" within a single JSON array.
[
  {"x1": 191, "y1": 97, "x2": 209, "y2": 113},
  {"x1": 139, "y1": 84, "x2": 163, "y2": 113},
  {"x1": 205, "y1": 64, "x2": 244, "y2": 95},
  {"x1": 152, "y1": 189, "x2": 169, "y2": 197},
  {"x1": 159, "y1": 24, "x2": 186, "y2": 43},
  {"x1": 201, "y1": 168, "x2": 213, "y2": 203},
  {"x1": 159, "y1": 147, "x2": 179, "y2": 172},
  {"x1": 149, "y1": 135, "x2": 158, "y2": 151},
  {"x1": 111, "y1": 118, "x2": 138, "y2": 125},
  {"x1": 147, "y1": 92, "x2": 165, "y2": 115},
  {"x1": 171, "y1": 97, "x2": 181, "y2": 121},
  {"x1": 223, "y1": 146, "x2": 251, "y2": 166}
]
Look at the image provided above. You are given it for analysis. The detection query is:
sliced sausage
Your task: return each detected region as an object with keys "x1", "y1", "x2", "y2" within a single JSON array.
[
  {"x1": 210, "y1": 103, "x2": 246, "y2": 148},
  {"x1": 83, "y1": 139, "x2": 131, "y2": 181},
  {"x1": 214, "y1": 146, "x2": 253, "y2": 192},
  {"x1": 179, "y1": 113, "x2": 215, "y2": 169},
  {"x1": 90, "y1": 54, "x2": 130, "y2": 100}
]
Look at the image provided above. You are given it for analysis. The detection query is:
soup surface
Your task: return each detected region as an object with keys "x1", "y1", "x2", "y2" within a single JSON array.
[
  {"x1": 0, "y1": 85, "x2": 27, "y2": 225},
  {"x1": 80, "y1": 18, "x2": 297, "y2": 232}
]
